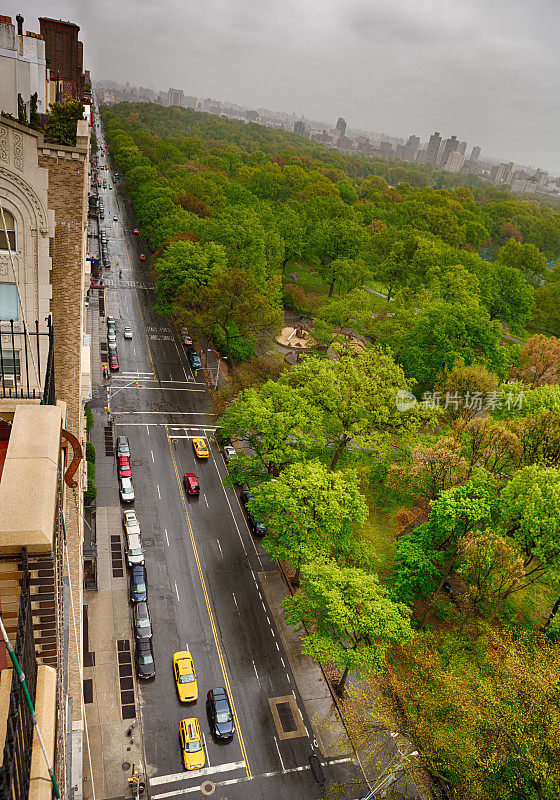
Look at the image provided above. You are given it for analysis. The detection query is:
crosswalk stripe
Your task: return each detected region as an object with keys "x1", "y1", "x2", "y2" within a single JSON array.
[{"x1": 149, "y1": 760, "x2": 245, "y2": 787}]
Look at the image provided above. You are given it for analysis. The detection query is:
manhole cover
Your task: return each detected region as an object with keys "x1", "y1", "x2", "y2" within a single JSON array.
[
  {"x1": 201, "y1": 781, "x2": 215, "y2": 796},
  {"x1": 121, "y1": 761, "x2": 130, "y2": 771}
]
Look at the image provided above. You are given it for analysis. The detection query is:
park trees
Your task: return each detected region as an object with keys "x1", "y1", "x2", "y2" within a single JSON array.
[
  {"x1": 280, "y1": 348, "x2": 417, "y2": 471},
  {"x1": 249, "y1": 461, "x2": 368, "y2": 583},
  {"x1": 511, "y1": 334, "x2": 560, "y2": 387},
  {"x1": 154, "y1": 240, "x2": 227, "y2": 314},
  {"x1": 402, "y1": 299, "x2": 506, "y2": 389},
  {"x1": 218, "y1": 381, "x2": 324, "y2": 475},
  {"x1": 174, "y1": 266, "x2": 281, "y2": 362},
  {"x1": 284, "y1": 558, "x2": 413, "y2": 695}
]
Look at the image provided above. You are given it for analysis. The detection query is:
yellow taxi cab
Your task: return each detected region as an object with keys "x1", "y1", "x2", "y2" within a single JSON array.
[
  {"x1": 139, "y1": 253, "x2": 146, "y2": 261},
  {"x1": 173, "y1": 651, "x2": 198, "y2": 702},
  {"x1": 179, "y1": 718, "x2": 205, "y2": 771},
  {"x1": 133, "y1": 228, "x2": 139, "y2": 235},
  {"x1": 192, "y1": 438, "x2": 209, "y2": 459}
]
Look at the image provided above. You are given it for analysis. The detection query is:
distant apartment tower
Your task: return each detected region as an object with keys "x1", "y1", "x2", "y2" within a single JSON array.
[
  {"x1": 167, "y1": 87, "x2": 185, "y2": 107},
  {"x1": 469, "y1": 145, "x2": 481, "y2": 166},
  {"x1": 535, "y1": 168, "x2": 548, "y2": 185},
  {"x1": 457, "y1": 140, "x2": 467, "y2": 156},
  {"x1": 439, "y1": 135, "x2": 459, "y2": 166},
  {"x1": 336, "y1": 117, "x2": 347, "y2": 138},
  {"x1": 39, "y1": 16, "x2": 85, "y2": 100},
  {"x1": 445, "y1": 151, "x2": 465, "y2": 173},
  {"x1": 495, "y1": 161, "x2": 514, "y2": 184},
  {"x1": 426, "y1": 131, "x2": 442, "y2": 165},
  {"x1": 293, "y1": 120, "x2": 306, "y2": 135},
  {"x1": 403, "y1": 135, "x2": 420, "y2": 161}
]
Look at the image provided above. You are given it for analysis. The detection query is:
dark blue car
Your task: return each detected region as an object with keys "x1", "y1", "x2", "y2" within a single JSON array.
[
  {"x1": 189, "y1": 351, "x2": 202, "y2": 370},
  {"x1": 130, "y1": 565, "x2": 147, "y2": 603},
  {"x1": 207, "y1": 687, "x2": 235, "y2": 739}
]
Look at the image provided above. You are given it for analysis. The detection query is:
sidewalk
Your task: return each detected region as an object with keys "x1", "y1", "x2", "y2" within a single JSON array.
[
  {"x1": 259, "y1": 570, "x2": 353, "y2": 759},
  {"x1": 83, "y1": 290, "x2": 147, "y2": 800}
]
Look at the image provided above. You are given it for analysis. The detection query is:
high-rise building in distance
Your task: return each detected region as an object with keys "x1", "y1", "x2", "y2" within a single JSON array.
[
  {"x1": 469, "y1": 145, "x2": 481, "y2": 166},
  {"x1": 439, "y1": 135, "x2": 459, "y2": 166},
  {"x1": 426, "y1": 131, "x2": 442, "y2": 165},
  {"x1": 293, "y1": 120, "x2": 306, "y2": 135},
  {"x1": 404, "y1": 135, "x2": 420, "y2": 161},
  {"x1": 336, "y1": 117, "x2": 347, "y2": 138},
  {"x1": 167, "y1": 87, "x2": 185, "y2": 107}
]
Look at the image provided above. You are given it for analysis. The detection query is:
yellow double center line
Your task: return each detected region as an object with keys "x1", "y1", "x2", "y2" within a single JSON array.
[{"x1": 164, "y1": 426, "x2": 252, "y2": 778}]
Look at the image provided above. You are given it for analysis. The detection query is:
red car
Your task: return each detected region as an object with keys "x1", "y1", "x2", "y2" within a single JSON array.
[
  {"x1": 118, "y1": 456, "x2": 132, "y2": 478},
  {"x1": 109, "y1": 354, "x2": 119, "y2": 371},
  {"x1": 183, "y1": 473, "x2": 200, "y2": 495}
]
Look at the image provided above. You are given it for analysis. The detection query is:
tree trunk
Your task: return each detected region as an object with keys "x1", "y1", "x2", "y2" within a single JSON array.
[
  {"x1": 419, "y1": 551, "x2": 457, "y2": 629},
  {"x1": 292, "y1": 565, "x2": 301, "y2": 587},
  {"x1": 281, "y1": 257, "x2": 289, "y2": 277},
  {"x1": 542, "y1": 594, "x2": 560, "y2": 631},
  {"x1": 329, "y1": 437, "x2": 348, "y2": 472},
  {"x1": 328, "y1": 280, "x2": 335, "y2": 297},
  {"x1": 335, "y1": 666, "x2": 350, "y2": 697}
]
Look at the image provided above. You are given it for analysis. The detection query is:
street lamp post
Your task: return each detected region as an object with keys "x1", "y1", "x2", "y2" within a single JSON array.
[{"x1": 214, "y1": 355, "x2": 227, "y2": 389}]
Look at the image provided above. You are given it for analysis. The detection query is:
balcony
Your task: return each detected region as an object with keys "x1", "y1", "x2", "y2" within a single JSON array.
[{"x1": 0, "y1": 318, "x2": 55, "y2": 405}]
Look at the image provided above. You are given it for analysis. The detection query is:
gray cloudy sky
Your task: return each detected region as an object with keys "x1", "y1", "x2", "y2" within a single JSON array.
[{"x1": 20, "y1": 0, "x2": 560, "y2": 171}]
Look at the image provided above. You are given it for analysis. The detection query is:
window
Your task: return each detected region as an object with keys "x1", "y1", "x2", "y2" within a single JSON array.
[
  {"x1": 0, "y1": 210, "x2": 16, "y2": 251},
  {"x1": 0, "y1": 351, "x2": 21, "y2": 382},
  {"x1": 0, "y1": 283, "x2": 19, "y2": 321}
]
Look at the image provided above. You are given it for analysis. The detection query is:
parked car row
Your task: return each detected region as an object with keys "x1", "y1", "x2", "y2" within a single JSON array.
[
  {"x1": 180, "y1": 327, "x2": 202, "y2": 370},
  {"x1": 107, "y1": 315, "x2": 119, "y2": 372}
]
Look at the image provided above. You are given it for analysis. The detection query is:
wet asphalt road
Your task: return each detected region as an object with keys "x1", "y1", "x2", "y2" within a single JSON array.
[{"x1": 93, "y1": 117, "x2": 358, "y2": 800}]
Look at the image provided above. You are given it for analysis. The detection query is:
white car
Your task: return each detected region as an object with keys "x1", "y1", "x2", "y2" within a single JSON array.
[
  {"x1": 123, "y1": 508, "x2": 140, "y2": 536},
  {"x1": 126, "y1": 532, "x2": 144, "y2": 566},
  {"x1": 113, "y1": 215, "x2": 118, "y2": 221},
  {"x1": 124, "y1": 327, "x2": 133, "y2": 339},
  {"x1": 223, "y1": 445, "x2": 237, "y2": 462},
  {"x1": 120, "y1": 477, "x2": 135, "y2": 503},
  {"x1": 181, "y1": 328, "x2": 193, "y2": 347}
]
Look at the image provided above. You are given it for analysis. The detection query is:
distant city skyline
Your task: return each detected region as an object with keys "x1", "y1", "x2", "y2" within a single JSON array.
[{"x1": 15, "y1": 0, "x2": 560, "y2": 174}]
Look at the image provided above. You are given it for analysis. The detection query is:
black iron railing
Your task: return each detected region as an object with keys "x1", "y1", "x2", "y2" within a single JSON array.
[
  {"x1": 0, "y1": 549, "x2": 38, "y2": 800},
  {"x1": 0, "y1": 317, "x2": 55, "y2": 405}
]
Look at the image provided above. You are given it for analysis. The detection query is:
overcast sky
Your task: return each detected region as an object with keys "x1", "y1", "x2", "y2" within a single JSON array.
[{"x1": 20, "y1": 0, "x2": 560, "y2": 172}]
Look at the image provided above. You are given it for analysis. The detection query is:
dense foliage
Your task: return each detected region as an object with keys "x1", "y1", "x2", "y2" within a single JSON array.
[{"x1": 100, "y1": 102, "x2": 560, "y2": 799}]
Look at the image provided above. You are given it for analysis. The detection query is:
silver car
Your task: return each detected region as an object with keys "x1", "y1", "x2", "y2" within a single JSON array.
[{"x1": 124, "y1": 326, "x2": 133, "y2": 339}]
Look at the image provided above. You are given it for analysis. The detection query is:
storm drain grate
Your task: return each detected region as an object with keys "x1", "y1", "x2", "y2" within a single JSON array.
[
  {"x1": 117, "y1": 640, "x2": 136, "y2": 720},
  {"x1": 110, "y1": 535, "x2": 123, "y2": 578},
  {"x1": 105, "y1": 423, "x2": 113, "y2": 457},
  {"x1": 276, "y1": 702, "x2": 297, "y2": 733},
  {"x1": 83, "y1": 679, "x2": 93, "y2": 704}
]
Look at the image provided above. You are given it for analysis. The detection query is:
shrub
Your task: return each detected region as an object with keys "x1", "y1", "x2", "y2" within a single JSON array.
[
  {"x1": 84, "y1": 403, "x2": 94, "y2": 434},
  {"x1": 86, "y1": 442, "x2": 96, "y2": 464},
  {"x1": 84, "y1": 460, "x2": 97, "y2": 501}
]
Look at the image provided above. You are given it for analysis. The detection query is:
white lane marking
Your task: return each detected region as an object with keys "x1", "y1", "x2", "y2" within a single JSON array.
[
  {"x1": 261, "y1": 601, "x2": 266, "y2": 611},
  {"x1": 266, "y1": 616, "x2": 271, "y2": 626},
  {"x1": 207, "y1": 447, "x2": 258, "y2": 560},
  {"x1": 232, "y1": 592, "x2": 239, "y2": 611},
  {"x1": 151, "y1": 450, "x2": 154, "y2": 462},
  {"x1": 274, "y1": 736, "x2": 285, "y2": 772},
  {"x1": 164, "y1": 529, "x2": 169, "y2": 546},
  {"x1": 156, "y1": 484, "x2": 161, "y2": 499},
  {"x1": 146, "y1": 425, "x2": 150, "y2": 435},
  {"x1": 106, "y1": 385, "x2": 206, "y2": 392},
  {"x1": 252, "y1": 660, "x2": 261, "y2": 687},
  {"x1": 174, "y1": 581, "x2": 179, "y2": 602},
  {"x1": 149, "y1": 761, "x2": 246, "y2": 787},
  {"x1": 202, "y1": 733, "x2": 209, "y2": 767},
  {"x1": 286, "y1": 673, "x2": 291, "y2": 683},
  {"x1": 216, "y1": 539, "x2": 223, "y2": 557},
  {"x1": 281, "y1": 658, "x2": 285, "y2": 668},
  {"x1": 204, "y1": 493, "x2": 209, "y2": 508},
  {"x1": 275, "y1": 641, "x2": 280, "y2": 651}
]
